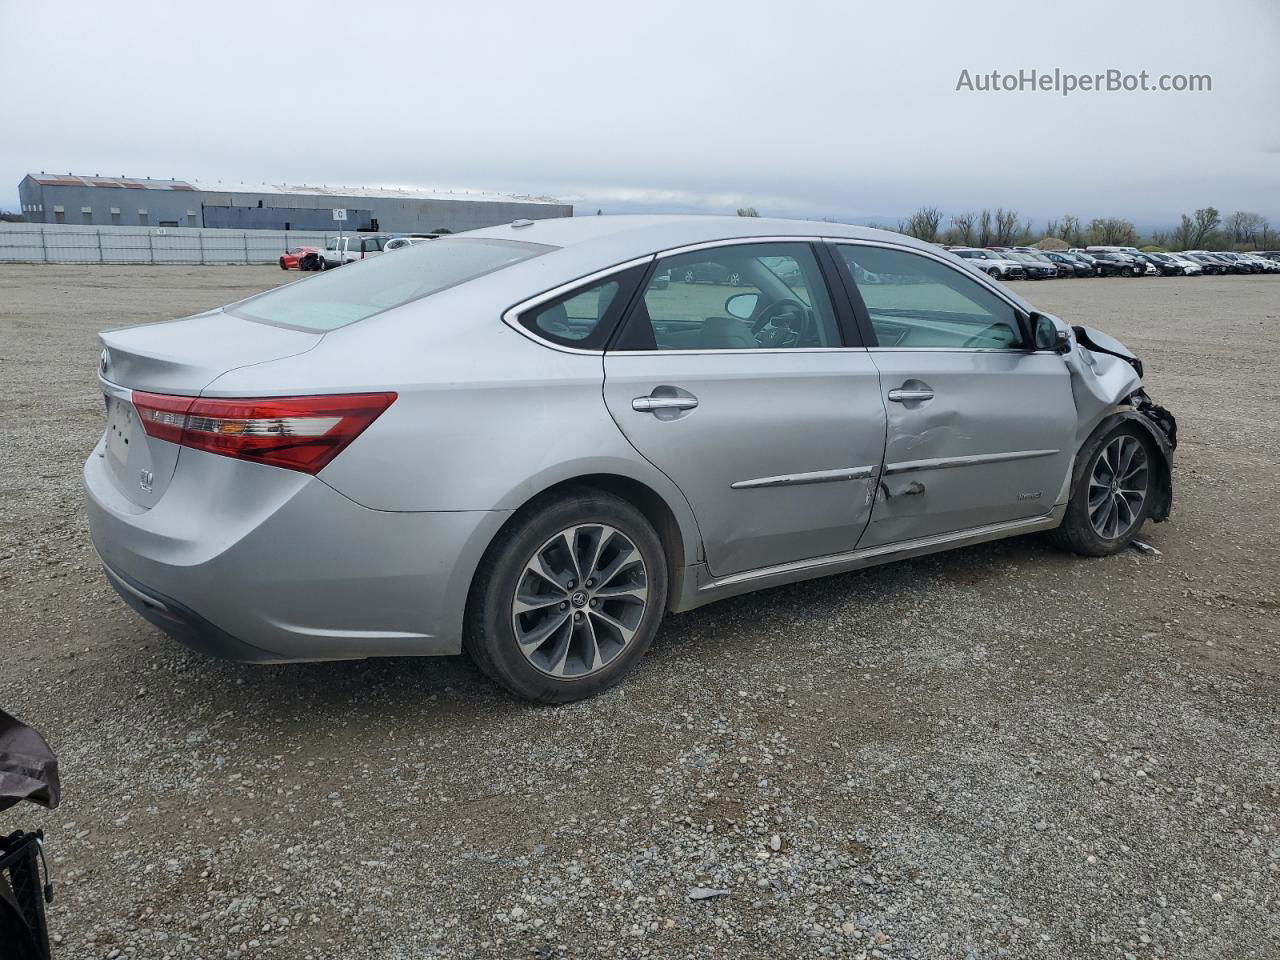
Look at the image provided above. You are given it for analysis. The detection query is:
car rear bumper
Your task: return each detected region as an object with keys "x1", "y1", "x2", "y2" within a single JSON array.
[
  {"x1": 101, "y1": 561, "x2": 283, "y2": 662},
  {"x1": 84, "y1": 439, "x2": 506, "y2": 662}
]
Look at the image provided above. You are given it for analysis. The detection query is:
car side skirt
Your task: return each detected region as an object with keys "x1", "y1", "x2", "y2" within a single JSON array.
[{"x1": 672, "y1": 505, "x2": 1066, "y2": 612}]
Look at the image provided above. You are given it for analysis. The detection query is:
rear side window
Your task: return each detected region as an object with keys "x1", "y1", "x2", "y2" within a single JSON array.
[
  {"x1": 516, "y1": 265, "x2": 646, "y2": 349},
  {"x1": 525, "y1": 280, "x2": 621, "y2": 343},
  {"x1": 230, "y1": 238, "x2": 552, "y2": 331}
]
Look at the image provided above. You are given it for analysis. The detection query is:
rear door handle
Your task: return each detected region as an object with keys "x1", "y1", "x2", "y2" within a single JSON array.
[
  {"x1": 632, "y1": 395, "x2": 699, "y2": 412},
  {"x1": 887, "y1": 388, "x2": 934, "y2": 403}
]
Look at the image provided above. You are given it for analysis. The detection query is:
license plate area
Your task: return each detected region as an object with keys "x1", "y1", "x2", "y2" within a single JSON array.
[
  {"x1": 101, "y1": 392, "x2": 174, "y2": 506},
  {"x1": 104, "y1": 395, "x2": 137, "y2": 467}
]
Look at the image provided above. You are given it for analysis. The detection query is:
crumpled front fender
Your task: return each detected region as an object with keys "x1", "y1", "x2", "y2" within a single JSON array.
[
  {"x1": 1058, "y1": 323, "x2": 1177, "y2": 523},
  {"x1": 1062, "y1": 325, "x2": 1144, "y2": 447}
]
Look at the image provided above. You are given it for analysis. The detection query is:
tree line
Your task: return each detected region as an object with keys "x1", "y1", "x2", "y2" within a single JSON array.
[{"x1": 890, "y1": 205, "x2": 1275, "y2": 251}]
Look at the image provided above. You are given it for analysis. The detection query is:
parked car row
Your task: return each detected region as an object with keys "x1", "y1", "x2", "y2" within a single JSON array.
[
  {"x1": 279, "y1": 233, "x2": 440, "y2": 271},
  {"x1": 947, "y1": 244, "x2": 1280, "y2": 280}
]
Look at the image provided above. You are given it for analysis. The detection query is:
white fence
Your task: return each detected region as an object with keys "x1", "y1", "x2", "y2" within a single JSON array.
[{"x1": 0, "y1": 223, "x2": 345, "y2": 265}]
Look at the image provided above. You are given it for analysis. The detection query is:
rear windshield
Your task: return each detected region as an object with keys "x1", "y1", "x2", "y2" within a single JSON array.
[{"x1": 229, "y1": 237, "x2": 553, "y2": 331}]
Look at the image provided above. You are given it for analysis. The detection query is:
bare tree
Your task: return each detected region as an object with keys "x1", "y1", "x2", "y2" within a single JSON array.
[
  {"x1": 1055, "y1": 215, "x2": 1083, "y2": 248},
  {"x1": 993, "y1": 208, "x2": 1021, "y2": 245},
  {"x1": 945, "y1": 212, "x2": 977, "y2": 245},
  {"x1": 897, "y1": 206, "x2": 943, "y2": 242},
  {"x1": 976, "y1": 209, "x2": 993, "y2": 247},
  {"x1": 1172, "y1": 207, "x2": 1221, "y2": 250},
  {"x1": 1087, "y1": 217, "x2": 1139, "y2": 246},
  {"x1": 1225, "y1": 210, "x2": 1268, "y2": 248},
  {"x1": 736, "y1": 207, "x2": 760, "y2": 218}
]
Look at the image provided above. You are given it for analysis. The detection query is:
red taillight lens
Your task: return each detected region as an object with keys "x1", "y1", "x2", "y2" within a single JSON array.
[{"x1": 133, "y1": 391, "x2": 397, "y2": 474}]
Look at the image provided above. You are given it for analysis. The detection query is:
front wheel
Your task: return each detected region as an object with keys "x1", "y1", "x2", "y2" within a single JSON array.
[
  {"x1": 465, "y1": 489, "x2": 668, "y2": 703},
  {"x1": 1050, "y1": 422, "x2": 1157, "y2": 557}
]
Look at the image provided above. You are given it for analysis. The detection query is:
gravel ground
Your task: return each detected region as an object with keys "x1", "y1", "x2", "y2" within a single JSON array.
[{"x1": 1, "y1": 265, "x2": 1277, "y2": 960}]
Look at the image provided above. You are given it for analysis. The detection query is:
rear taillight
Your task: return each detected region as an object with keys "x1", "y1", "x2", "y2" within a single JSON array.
[{"x1": 132, "y1": 392, "x2": 397, "y2": 474}]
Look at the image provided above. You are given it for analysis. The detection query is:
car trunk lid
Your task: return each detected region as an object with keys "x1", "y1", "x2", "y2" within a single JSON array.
[{"x1": 97, "y1": 310, "x2": 322, "y2": 509}]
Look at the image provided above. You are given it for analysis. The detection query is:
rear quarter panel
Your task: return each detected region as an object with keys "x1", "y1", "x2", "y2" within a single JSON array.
[{"x1": 200, "y1": 283, "x2": 704, "y2": 566}]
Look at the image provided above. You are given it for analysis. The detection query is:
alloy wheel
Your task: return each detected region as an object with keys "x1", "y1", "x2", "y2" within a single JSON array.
[
  {"x1": 511, "y1": 524, "x2": 649, "y2": 679},
  {"x1": 1088, "y1": 435, "x2": 1149, "y2": 539}
]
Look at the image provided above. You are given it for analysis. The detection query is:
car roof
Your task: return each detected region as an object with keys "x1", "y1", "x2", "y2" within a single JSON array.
[{"x1": 462, "y1": 214, "x2": 944, "y2": 273}]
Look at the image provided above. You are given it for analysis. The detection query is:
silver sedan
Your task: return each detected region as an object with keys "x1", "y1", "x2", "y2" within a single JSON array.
[{"x1": 85, "y1": 216, "x2": 1177, "y2": 702}]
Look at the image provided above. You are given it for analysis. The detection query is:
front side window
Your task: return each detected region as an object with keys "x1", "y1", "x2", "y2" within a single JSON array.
[
  {"x1": 229, "y1": 237, "x2": 551, "y2": 331},
  {"x1": 614, "y1": 243, "x2": 840, "y2": 351},
  {"x1": 837, "y1": 244, "x2": 1023, "y2": 350}
]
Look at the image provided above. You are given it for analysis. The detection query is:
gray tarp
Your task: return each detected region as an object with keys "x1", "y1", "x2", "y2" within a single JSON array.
[{"x1": 0, "y1": 710, "x2": 59, "y2": 813}]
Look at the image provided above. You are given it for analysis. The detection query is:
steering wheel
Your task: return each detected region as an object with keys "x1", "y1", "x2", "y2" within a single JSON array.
[{"x1": 751, "y1": 297, "x2": 810, "y2": 348}]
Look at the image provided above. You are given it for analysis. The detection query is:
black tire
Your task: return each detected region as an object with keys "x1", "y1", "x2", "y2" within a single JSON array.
[
  {"x1": 279, "y1": 257, "x2": 288, "y2": 270},
  {"x1": 1049, "y1": 421, "x2": 1157, "y2": 557},
  {"x1": 318, "y1": 257, "x2": 329, "y2": 271},
  {"x1": 464, "y1": 488, "x2": 669, "y2": 703},
  {"x1": 1120, "y1": 266, "x2": 1134, "y2": 277}
]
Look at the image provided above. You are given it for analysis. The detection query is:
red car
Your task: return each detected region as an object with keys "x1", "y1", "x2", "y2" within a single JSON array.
[{"x1": 278, "y1": 246, "x2": 319, "y2": 270}]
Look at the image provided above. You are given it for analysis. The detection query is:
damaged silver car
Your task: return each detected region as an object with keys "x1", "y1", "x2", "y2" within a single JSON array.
[{"x1": 85, "y1": 216, "x2": 1176, "y2": 702}]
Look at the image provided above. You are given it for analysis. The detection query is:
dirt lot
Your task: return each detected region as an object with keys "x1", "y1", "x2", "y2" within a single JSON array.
[{"x1": 1, "y1": 265, "x2": 1277, "y2": 960}]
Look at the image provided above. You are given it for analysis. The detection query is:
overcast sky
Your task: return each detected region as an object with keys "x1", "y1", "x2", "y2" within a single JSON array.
[{"x1": 2, "y1": 0, "x2": 1277, "y2": 228}]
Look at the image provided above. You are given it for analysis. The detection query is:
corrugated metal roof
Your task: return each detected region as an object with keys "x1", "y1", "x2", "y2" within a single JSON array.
[
  {"x1": 27, "y1": 174, "x2": 564, "y2": 205},
  {"x1": 188, "y1": 180, "x2": 563, "y2": 205},
  {"x1": 30, "y1": 175, "x2": 196, "y2": 190}
]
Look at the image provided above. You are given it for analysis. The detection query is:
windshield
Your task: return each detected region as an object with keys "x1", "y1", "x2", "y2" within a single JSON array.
[{"x1": 229, "y1": 237, "x2": 553, "y2": 331}]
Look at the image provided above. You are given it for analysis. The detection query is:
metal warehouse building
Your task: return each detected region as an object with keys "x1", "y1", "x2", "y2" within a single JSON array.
[{"x1": 17, "y1": 173, "x2": 572, "y2": 233}]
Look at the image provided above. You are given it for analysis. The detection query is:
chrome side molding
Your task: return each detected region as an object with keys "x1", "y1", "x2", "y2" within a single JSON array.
[
  {"x1": 883, "y1": 448, "x2": 1059, "y2": 476},
  {"x1": 730, "y1": 465, "x2": 878, "y2": 490}
]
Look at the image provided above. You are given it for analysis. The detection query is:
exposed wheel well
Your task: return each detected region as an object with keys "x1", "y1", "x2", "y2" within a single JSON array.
[{"x1": 477, "y1": 475, "x2": 691, "y2": 613}]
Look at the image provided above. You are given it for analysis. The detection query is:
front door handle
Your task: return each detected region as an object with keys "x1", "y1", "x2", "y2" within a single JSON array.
[
  {"x1": 632, "y1": 395, "x2": 699, "y2": 413},
  {"x1": 887, "y1": 388, "x2": 934, "y2": 403}
]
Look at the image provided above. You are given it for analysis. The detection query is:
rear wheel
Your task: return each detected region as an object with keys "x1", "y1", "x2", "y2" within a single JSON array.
[
  {"x1": 465, "y1": 489, "x2": 668, "y2": 703},
  {"x1": 1050, "y1": 422, "x2": 1156, "y2": 557}
]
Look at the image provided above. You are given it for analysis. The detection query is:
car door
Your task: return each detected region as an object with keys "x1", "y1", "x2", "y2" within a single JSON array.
[
  {"x1": 831, "y1": 241, "x2": 1078, "y2": 548},
  {"x1": 602, "y1": 240, "x2": 887, "y2": 578}
]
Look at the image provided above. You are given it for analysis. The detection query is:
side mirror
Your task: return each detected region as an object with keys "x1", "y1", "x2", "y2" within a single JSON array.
[
  {"x1": 724, "y1": 292, "x2": 759, "y2": 321},
  {"x1": 1029, "y1": 312, "x2": 1071, "y2": 353}
]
